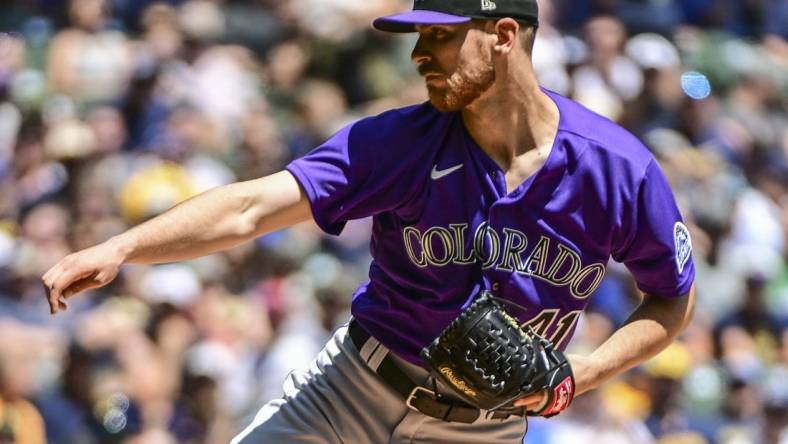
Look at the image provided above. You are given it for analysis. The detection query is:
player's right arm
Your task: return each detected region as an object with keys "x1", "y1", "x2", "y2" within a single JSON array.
[{"x1": 42, "y1": 170, "x2": 311, "y2": 314}]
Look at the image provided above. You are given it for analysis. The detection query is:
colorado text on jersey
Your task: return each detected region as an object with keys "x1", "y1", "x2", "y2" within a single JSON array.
[{"x1": 402, "y1": 222, "x2": 607, "y2": 300}]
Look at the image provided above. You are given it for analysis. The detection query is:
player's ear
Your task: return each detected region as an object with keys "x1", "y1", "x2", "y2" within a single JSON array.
[{"x1": 492, "y1": 18, "x2": 518, "y2": 56}]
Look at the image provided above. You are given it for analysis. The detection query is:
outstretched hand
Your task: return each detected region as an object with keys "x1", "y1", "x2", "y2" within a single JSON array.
[{"x1": 41, "y1": 241, "x2": 124, "y2": 314}]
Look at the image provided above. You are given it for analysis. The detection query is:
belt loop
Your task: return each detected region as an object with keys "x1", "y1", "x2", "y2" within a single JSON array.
[{"x1": 367, "y1": 342, "x2": 388, "y2": 371}]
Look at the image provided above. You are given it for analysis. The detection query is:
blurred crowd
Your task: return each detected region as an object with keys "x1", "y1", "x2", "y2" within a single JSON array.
[{"x1": 0, "y1": 0, "x2": 785, "y2": 443}]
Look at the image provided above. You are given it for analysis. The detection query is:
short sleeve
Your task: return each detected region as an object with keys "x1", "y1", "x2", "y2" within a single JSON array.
[
  {"x1": 612, "y1": 160, "x2": 695, "y2": 297},
  {"x1": 286, "y1": 105, "x2": 443, "y2": 235}
]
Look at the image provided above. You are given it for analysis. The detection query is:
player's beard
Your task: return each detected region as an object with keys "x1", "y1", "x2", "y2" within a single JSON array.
[{"x1": 426, "y1": 58, "x2": 495, "y2": 112}]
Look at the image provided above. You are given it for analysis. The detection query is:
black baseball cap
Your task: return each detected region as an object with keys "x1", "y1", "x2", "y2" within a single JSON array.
[{"x1": 373, "y1": 0, "x2": 539, "y2": 33}]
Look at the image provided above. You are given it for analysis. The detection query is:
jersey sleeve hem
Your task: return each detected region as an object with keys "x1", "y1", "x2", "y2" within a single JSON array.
[
  {"x1": 635, "y1": 267, "x2": 695, "y2": 299},
  {"x1": 286, "y1": 163, "x2": 347, "y2": 236}
]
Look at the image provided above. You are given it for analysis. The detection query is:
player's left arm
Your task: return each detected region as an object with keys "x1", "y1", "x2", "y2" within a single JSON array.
[
  {"x1": 568, "y1": 156, "x2": 698, "y2": 397},
  {"x1": 570, "y1": 284, "x2": 695, "y2": 395},
  {"x1": 517, "y1": 156, "x2": 697, "y2": 412},
  {"x1": 515, "y1": 284, "x2": 695, "y2": 410}
]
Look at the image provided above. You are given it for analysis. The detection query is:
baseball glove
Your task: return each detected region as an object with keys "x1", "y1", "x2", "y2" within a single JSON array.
[{"x1": 420, "y1": 291, "x2": 575, "y2": 417}]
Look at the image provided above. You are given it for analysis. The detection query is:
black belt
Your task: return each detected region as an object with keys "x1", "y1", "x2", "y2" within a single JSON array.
[{"x1": 348, "y1": 320, "x2": 521, "y2": 424}]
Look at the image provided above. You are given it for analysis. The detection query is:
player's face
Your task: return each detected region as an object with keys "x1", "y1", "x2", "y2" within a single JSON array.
[{"x1": 412, "y1": 23, "x2": 495, "y2": 112}]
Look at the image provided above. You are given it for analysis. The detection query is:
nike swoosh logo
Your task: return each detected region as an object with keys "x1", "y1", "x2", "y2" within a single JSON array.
[{"x1": 431, "y1": 164, "x2": 464, "y2": 180}]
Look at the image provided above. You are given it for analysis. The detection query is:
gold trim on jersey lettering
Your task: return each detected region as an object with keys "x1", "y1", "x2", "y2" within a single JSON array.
[
  {"x1": 522, "y1": 308, "x2": 559, "y2": 338},
  {"x1": 423, "y1": 227, "x2": 454, "y2": 266},
  {"x1": 497, "y1": 228, "x2": 528, "y2": 272},
  {"x1": 570, "y1": 263, "x2": 607, "y2": 299},
  {"x1": 524, "y1": 236, "x2": 551, "y2": 275},
  {"x1": 450, "y1": 224, "x2": 476, "y2": 265},
  {"x1": 403, "y1": 227, "x2": 428, "y2": 268},
  {"x1": 550, "y1": 310, "x2": 582, "y2": 346},
  {"x1": 520, "y1": 309, "x2": 583, "y2": 347},
  {"x1": 544, "y1": 244, "x2": 581, "y2": 284},
  {"x1": 473, "y1": 222, "x2": 500, "y2": 269},
  {"x1": 401, "y1": 223, "x2": 608, "y2": 300}
]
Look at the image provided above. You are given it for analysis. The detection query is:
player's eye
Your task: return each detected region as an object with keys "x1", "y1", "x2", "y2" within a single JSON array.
[
  {"x1": 416, "y1": 26, "x2": 452, "y2": 41},
  {"x1": 423, "y1": 27, "x2": 451, "y2": 40},
  {"x1": 434, "y1": 29, "x2": 450, "y2": 39}
]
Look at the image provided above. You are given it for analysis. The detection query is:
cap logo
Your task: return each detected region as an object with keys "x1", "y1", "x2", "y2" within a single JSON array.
[{"x1": 481, "y1": 0, "x2": 497, "y2": 11}]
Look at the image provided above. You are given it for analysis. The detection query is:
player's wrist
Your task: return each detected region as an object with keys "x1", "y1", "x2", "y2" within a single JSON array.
[
  {"x1": 566, "y1": 354, "x2": 603, "y2": 396},
  {"x1": 105, "y1": 235, "x2": 135, "y2": 265}
]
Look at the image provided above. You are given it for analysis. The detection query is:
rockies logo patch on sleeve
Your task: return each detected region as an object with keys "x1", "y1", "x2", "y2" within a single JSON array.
[{"x1": 674, "y1": 222, "x2": 692, "y2": 274}]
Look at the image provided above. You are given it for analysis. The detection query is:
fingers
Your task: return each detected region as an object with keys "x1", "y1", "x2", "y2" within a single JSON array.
[
  {"x1": 513, "y1": 390, "x2": 548, "y2": 411},
  {"x1": 42, "y1": 258, "x2": 94, "y2": 315},
  {"x1": 62, "y1": 275, "x2": 104, "y2": 299},
  {"x1": 43, "y1": 267, "x2": 65, "y2": 315},
  {"x1": 43, "y1": 282, "x2": 56, "y2": 315}
]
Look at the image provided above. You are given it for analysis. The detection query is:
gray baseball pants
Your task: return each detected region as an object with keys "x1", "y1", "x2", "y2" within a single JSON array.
[{"x1": 232, "y1": 323, "x2": 528, "y2": 443}]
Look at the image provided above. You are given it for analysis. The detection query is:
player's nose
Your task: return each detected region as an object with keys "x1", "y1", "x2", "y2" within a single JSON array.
[{"x1": 411, "y1": 37, "x2": 432, "y2": 65}]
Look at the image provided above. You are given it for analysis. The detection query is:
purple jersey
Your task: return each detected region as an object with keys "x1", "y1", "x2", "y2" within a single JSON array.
[{"x1": 287, "y1": 90, "x2": 695, "y2": 366}]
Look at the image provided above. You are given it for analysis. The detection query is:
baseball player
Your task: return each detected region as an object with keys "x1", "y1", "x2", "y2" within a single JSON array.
[{"x1": 42, "y1": 0, "x2": 696, "y2": 442}]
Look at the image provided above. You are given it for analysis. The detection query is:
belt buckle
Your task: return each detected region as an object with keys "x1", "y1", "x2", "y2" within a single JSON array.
[{"x1": 405, "y1": 386, "x2": 435, "y2": 412}]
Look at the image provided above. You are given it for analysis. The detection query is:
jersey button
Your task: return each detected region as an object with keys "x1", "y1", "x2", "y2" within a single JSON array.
[{"x1": 492, "y1": 282, "x2": 500, "y2": 291}]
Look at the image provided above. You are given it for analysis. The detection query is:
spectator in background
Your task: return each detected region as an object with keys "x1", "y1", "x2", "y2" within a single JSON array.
[
  {"x1": 46, "y1": 0, "x2": 132, "y2": 105},
  {"x1": 0, "y1": 338, "x2": 46, "y2": 444},
  {"x1": 572, "y1": 15, "x2": 643, "y2": 121},
  {"x1": 287, "y1": 79, "x2": 349, "y2": 158}
]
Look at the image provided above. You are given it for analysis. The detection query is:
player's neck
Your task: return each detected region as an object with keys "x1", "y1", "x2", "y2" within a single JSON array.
[{"x1": 461, "y1": 65, "x2": 559, "y2": 172}]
